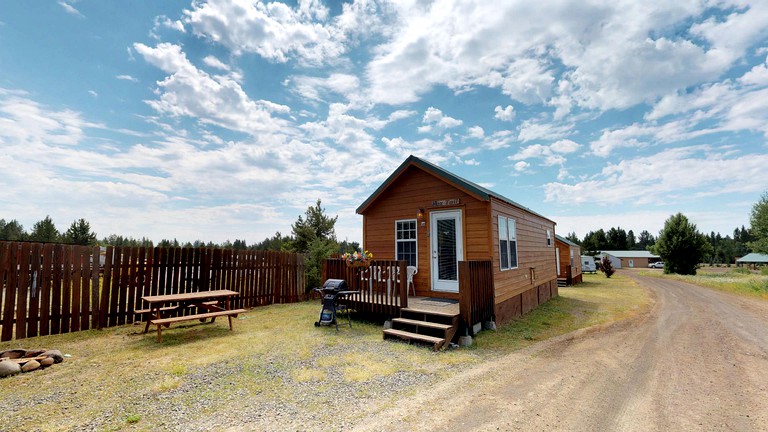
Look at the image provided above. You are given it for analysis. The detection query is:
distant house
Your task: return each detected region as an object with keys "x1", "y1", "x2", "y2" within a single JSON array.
[
  {"x1": 736, "y1": 253, "x2": 768, "y2": 269},
  {"x1": 600, "y1": 250, "x2": 660, "y2": 269},
  {"x1": 555, "y1": 234, "x2": 582, "y2": 285}
]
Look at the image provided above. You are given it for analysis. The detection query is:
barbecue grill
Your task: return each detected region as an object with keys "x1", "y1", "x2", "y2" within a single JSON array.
[{"x1": 313, "y1": 279, "x2": 358, "y2": 331}]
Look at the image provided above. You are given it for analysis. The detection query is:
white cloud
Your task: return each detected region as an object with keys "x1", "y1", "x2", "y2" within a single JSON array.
[
  {"x1": 509, "y1": 144, "x2": 566, "y2": 166},
  {"x1": 513, "y1": 161, "x2": 530, "y2": 172},
  {"x1": 480, "y1": 130, "x2": 514, "y2": 150},
  {"x1": 550, "y1": 139, "x2": 580, "y2": 154},
  {"x1": 544, "y1": 145, "x2": 768, "y2": 206},
  {"x1": 116, "y1": 74, "x2": 138, "y2": 82},
  {"x1": 202, "y1": 55, "x2": 230, "y2": 71},
  {"x1": 88, "y1": 90, "x2": 98, "y2": 98},
  {"x1": 418, "y1": 107, "x2": 462, "y2": 134},
  {"x1": 517, "y1": 119, "x2": 573, "y2": 142},
  {"x1": 58, "y1": 1, "x2": 83, "y2": 17},
  {"x1": 183, "y1": 0, "x2": 346, "y2": 65},
  {"x1": 292, "y1": 73, "x2": 360, "y2": 102},
  {"x1": 494, "y1": 105, "x2": 515, "y2": 121},
  {"x1": 467, "y1": 126, "x2": 485, "y2": 139},
  {"x1": 134, "y1": 42, "x2": 291, "y2": 134},
  {"x1": 363, "y1": 1, "x2": 767, "y2": 115}
]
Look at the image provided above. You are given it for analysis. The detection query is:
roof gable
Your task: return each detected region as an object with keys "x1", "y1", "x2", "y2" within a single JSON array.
[{"x1": 357, "y1": 155, "x2": 554, "y2": 224}]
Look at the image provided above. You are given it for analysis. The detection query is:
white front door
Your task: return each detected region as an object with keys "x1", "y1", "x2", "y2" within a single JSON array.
[
  {"x1": 629, "y1": 259, "x2": 634, "y2": 268},
  {"x1": 430, "y1": 210, "x2": 463, "y2": 293}
]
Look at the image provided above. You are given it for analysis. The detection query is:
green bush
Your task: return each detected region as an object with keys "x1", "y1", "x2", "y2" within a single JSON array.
[
  {"x1": 761, "y1": 266, "x2": 768, "y2": 276},
  {"x1": 730, "y1": 267, "x2": 751, "y2": 275}
]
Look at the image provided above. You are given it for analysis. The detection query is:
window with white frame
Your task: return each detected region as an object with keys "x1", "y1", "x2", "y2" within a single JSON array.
[
  {"x1": 546, "y1": 229, "x2": 552, "y2": 247},
  {"x1": 395, "y1": 220, "x2": 417, "y2": 267},
  {"x1": 498, "y1": 216, "x2": 518, "y2": 270}
]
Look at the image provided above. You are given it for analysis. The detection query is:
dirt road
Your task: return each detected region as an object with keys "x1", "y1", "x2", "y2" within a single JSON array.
[{"x1": 354, "y1": 274, "x2": 768, "y2": 431}]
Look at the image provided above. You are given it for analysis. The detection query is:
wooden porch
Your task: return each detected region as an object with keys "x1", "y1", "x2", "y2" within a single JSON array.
[{"x1": 322, "y1": 258, "x2": 495, "y2": 349}]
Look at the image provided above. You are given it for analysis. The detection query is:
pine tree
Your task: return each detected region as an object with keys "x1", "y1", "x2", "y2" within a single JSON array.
[
  {"x1": 30, "y1": 215, "x2": 60, "y2": 243},
  {"x1": 64, "y1": 218, "x2": 97, "y2": 246}
]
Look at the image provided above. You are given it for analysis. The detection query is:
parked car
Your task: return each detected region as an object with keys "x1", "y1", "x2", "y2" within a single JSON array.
[{"x1": 648, "y1": 261, "x2": 664, "y2": 269}]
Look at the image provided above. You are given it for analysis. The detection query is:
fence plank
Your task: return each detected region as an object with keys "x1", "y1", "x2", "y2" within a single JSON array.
[
  {"x1": 40, "y1": 243, "x2": 55, "y2": 336},
  {"x1": 100, "y1": 247, "x2": 113, "y2": 329},
  {"x1": 51, "y1": 245, "x2": 63, "y2": 334},
  {"x1": 80, "y1": 247, "x2": 91, "y2": 331},
  {"x1": 27, "y1": 243, "x2": 42, "y2": 338},
  {"x1": 1, "y1": 243, "x2": 17, "y2": 342},
  {"x1": 70, "y1": 246, "x2": 82, "y2": 333},
  {"x1": 91, "y1": 245, "x2": 100, "y2": 330}
]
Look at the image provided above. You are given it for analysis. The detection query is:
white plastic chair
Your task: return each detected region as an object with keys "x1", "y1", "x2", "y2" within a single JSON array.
[{"x1": 406, "y1": 266, "x2": 418, "y2": 296}]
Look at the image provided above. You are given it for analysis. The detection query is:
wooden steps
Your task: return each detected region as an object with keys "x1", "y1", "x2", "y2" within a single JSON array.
[
  {"x1": 557, "y1": 278, "x2": 568, "y2": 287},
  {"x1": 383, "y1": 307, "x2": 459, "y2": 351}
]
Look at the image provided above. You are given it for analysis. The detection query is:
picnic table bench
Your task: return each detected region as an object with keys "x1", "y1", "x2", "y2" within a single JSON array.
[{"x1": 140, "y1": 290, "x2": 247, "y2": 342}]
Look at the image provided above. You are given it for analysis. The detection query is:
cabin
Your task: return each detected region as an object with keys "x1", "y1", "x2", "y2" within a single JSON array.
[
  {"x1": 324, "y1": 155, "x2": 558, "y2": 349},
  {"x1": 555, "y1": 234, "x2": 582, "y2": 286},
  {"x1": 600, "y1": 250, "x2": 660, "y2": 269}
]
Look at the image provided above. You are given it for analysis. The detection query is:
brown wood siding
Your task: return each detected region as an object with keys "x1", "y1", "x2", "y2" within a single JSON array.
[
  {"x1": 490, "y1": 197, "x2": 557, "y2": 305},
  {"x1": 555, "y1": 239, "x2": 582, "y2": 278},
  {"x1": 361, "y1": 166, "x2": 490, "y2": 297},
  {"x1": 620, "y1": 257, "x2": 650, "y2": 268}
]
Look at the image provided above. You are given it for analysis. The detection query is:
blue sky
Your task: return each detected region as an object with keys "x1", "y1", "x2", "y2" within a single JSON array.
[{"x1": 1, "y1": 0, "x2": 767, "y2": 245}]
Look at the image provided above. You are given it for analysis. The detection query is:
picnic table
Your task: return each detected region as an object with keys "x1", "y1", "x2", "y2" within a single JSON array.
[{"x1": 140, "y1": 290, "x2": 247, "y2": 342}]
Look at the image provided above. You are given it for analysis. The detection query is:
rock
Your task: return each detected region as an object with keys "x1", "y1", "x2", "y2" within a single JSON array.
[
  {"x1": 39, "y1": 357, "x2": 55, "y2": 367},
  {"x1": 43, "y1": 349, "x2": 64, "y2": 363},
  {"x1": 25, "y1": 349, "x2": 47, "y2": 358},
  {"x1": 21, "y1": 360, "x2": 40, "y2": 372},
  {"x1": 458, "y1": 335, "x2": 473, "y2": 347},
  {"x1": 0, "y1": 360, "x2": 22, "y2": 378},
  {"x1": 0, "y1": 349, "x2": 27, "y2": 359}
]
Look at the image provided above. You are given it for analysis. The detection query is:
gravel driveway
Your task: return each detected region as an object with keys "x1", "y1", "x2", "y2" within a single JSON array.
[{"x1": 352, "y1": 273, "x2": 768, "y2": 431}]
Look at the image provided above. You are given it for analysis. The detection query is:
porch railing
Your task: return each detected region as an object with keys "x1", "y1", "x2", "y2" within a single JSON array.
[
  {"x1": 322, "y1": 259, "x2": 407, "y2": 317},
  {"x1": 458, "y1": 260, "x2": 495, "y2": 334}
]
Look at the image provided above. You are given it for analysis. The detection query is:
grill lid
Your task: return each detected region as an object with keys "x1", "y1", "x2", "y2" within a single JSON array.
[{"x1": 322, "y1": 279, "x2": 348, "y2": 291}]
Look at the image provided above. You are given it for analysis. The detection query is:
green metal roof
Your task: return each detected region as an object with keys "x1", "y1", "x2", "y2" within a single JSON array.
[
  {"x1": 736, "y1": 253, "x2": 768, "y2": 263},
  {"x1": 555, "y1": 234, "x2": 580, "y2": 248},
  {"x1": 356, "y1": 155, "x2": 555, "y2": 224}
]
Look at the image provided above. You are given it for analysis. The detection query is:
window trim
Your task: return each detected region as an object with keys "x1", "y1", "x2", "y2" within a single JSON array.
[
  {"x1": 395, "y1": 219, "x2": 418, "y2": 268},
  {"x1": 546, "y1": 229, "x2": 552, "y2": 247},
  {"x1": 498, "y1": 215, "x2": 519, "y2": 271}
]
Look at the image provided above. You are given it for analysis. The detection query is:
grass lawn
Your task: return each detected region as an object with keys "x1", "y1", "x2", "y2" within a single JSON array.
[
  {"x1": 0, "y1": 273, "x2": 650, "y2": 431},
  {"x1": 639, "y1": 266, "x2": 768, "y2": 300}
]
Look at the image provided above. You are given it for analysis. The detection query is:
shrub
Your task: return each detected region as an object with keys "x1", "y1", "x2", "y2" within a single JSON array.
[
  {"x1": 601, "y1": 256, "x2": 615, "y2": 278},
  {"x1": 761, "y1": 266, "x2": 768, "y2": 276},
  {"x1": 730, "y1": 267, "x2": 751, "y2": 275}
]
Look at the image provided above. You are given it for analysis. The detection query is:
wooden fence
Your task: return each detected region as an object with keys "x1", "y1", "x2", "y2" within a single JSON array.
[
  {"x1": 458, "y1": 260, "x2": 495, "y2": 334},
  {"x1": 0, "y1": 241, "x2": 305, "y2": 342}
]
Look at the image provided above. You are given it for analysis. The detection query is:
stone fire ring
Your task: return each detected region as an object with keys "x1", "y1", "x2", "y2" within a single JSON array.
[{"x1": 0, "y1": 349, "x2": 65, "y2": 378}]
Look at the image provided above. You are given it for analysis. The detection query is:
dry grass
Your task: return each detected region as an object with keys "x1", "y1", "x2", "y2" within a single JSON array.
[
  {"x1": 0, "y1": 275, "x2": 650, "y2": 430},
  {"x1": 640, "y1": 266, "x2": 768, "y2": 300},
  {"x1": 472, "y1": 272, "x2": 651, "y2": 353}
]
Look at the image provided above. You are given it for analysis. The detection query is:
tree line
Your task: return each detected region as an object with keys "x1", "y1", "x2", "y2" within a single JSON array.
[
  {"x1": 565, "y1": 191, "x2": 768, "y2": 275},
  {"x1": 564, "y1": 225, "x2": 754, "y2": 265}
]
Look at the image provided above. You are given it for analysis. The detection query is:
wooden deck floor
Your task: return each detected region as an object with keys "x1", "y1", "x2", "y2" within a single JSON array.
[
  {"x1": 343, "y1": 295, "x2": 459, "y2": 315},
  {"x1": 406, "y1": 296, "x2": 460, "y2": 315}
]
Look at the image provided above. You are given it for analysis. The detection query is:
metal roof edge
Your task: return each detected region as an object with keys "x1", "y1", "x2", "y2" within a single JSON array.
[{"x1": 357, "y1": 155, "x2": 556, "y2": 225}]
